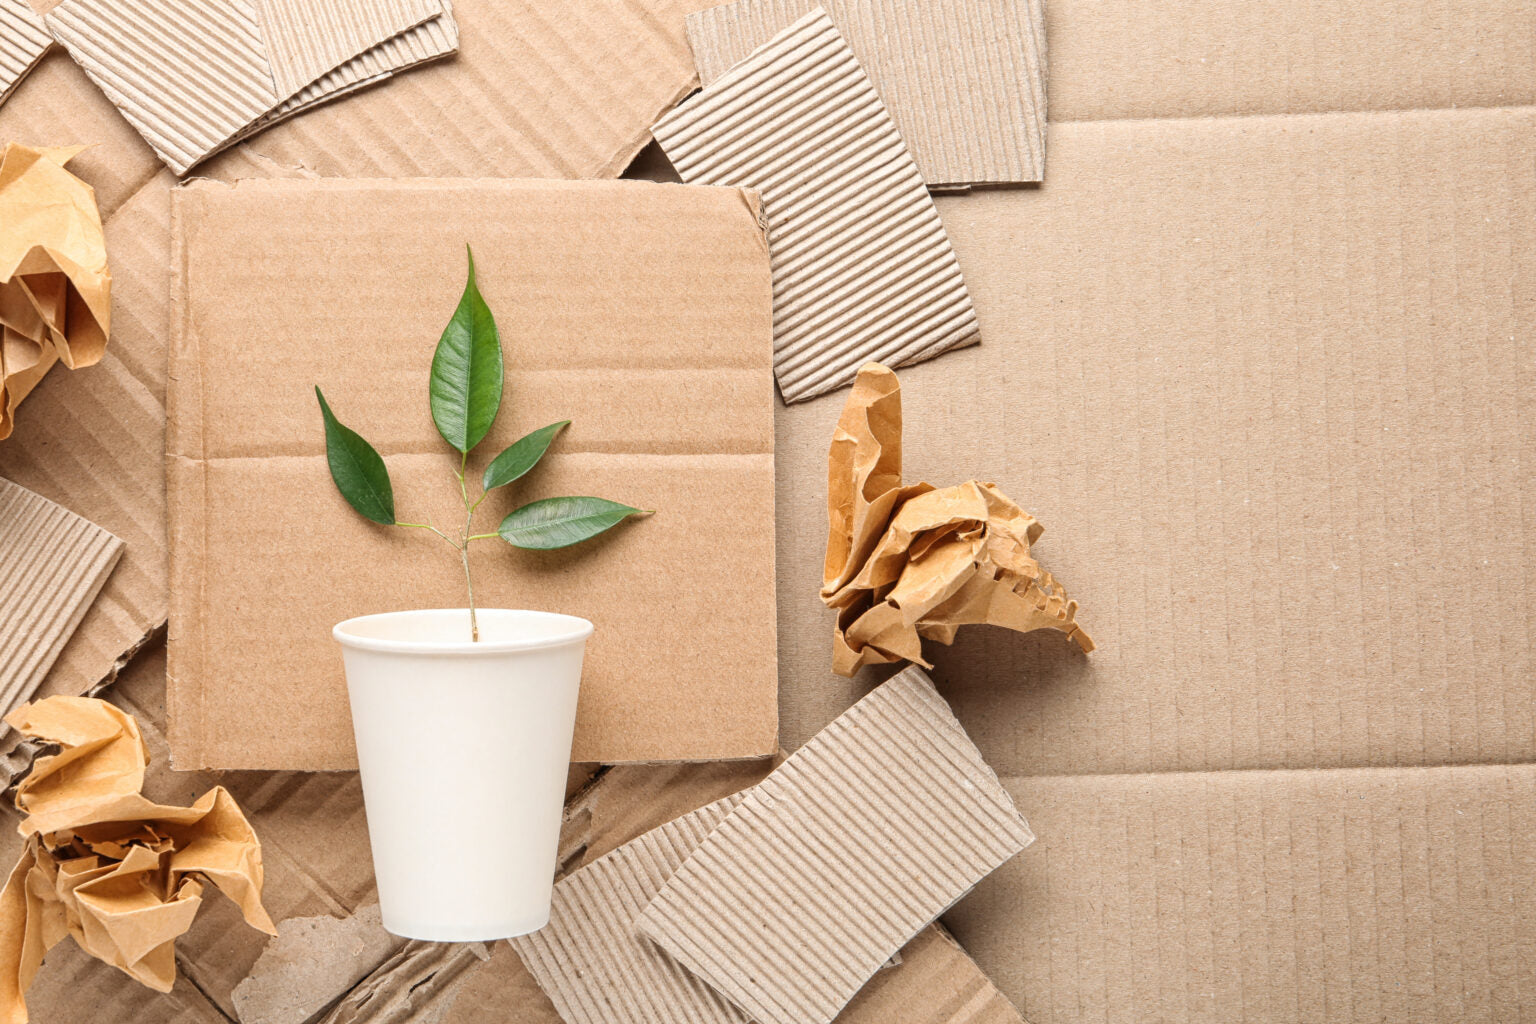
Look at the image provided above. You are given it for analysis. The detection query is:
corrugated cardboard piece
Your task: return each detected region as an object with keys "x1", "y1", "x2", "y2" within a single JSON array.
[
  {"x1": 40, "y1": 0, "x2": 451, "y2": 174},
  {"x1": 639, "y1": 666, "x2": 1033, "y2": 1024},
  {"x1": 686, "y1": 0, "x2": 1046, "y2": 187},
  {"x1": 653, "y1": 8, "x2": 979, "y2": 405},
  {"x1": 514, "y1": 795, "x2": 751, "y2": 1024},
  {"x1": 0, "y1": 1, "x2": 46, "y2": 106},
  {"x1": 0, "y1": 478, "x2": 120, "y2": 718},
  {"x1": 168, "y1": 177, "x2": 778, "y2": 769},
  {"x1": 519, "y1": 754, "x2": 1027, "y2": 1024}
]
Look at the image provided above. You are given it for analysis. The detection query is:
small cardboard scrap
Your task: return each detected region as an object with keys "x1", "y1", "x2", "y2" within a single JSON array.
[
  {"x1": 520, "y1": 756, "x2": 1028, "y2": 1024},
  {"x1": 821, "y1": 363, "x2": 1091, "y2": 675},
  {"x1": 513, "y1": 795, "x2": 751, "y2": 1024},
  {"x1": 168, "y1": 177, "x2": 777, "y2": 769},
  {"x1": 686, "y1": 0, "x2": 1047, "y2": 187},
  {"x1": 0, "y1": 696, "x2": 274, "y2": 1024},
  {"x1": 652, "y1": 8, "x2": 979, "y2": 404},
  {"x1": 0, "y1": 142, "x2": 110, "y2": 440},
  {"x1": 0, "y1": 1, "x2": 47, "y2": 106},
  {"x1": 0, "y1": 477, "x2": 121, "y2": 718},
  {"x1": 637, "y1": 666, "x2": 1034, "y2": 1024},
  {"x1": 40, "y1": 0, "x2": 452, "y2": 174}
]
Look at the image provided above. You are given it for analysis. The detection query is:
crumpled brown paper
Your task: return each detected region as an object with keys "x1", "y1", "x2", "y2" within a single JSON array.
[
  {"x1": 821, "y1": 363, "x2": 1094, "y2": 676},
  {"x1": 0, "y1": 697, "x2": 274, "y2": 1023},
  {"x1": 0, "y1": 143, "x2": 112, "y2": 440}
]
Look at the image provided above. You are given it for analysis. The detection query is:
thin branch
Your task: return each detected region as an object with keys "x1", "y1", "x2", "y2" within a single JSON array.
[{"x1": 396, "y1": 522, "x2": 457, "y2": 548}]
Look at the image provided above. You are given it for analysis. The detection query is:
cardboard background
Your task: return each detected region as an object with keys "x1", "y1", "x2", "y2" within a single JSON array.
[{"x1": 1, "y1": 0, "x2": 1534, "y2": 1020}]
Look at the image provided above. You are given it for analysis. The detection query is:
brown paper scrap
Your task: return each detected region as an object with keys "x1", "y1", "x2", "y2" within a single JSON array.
[
  {"x1": 0, "y1": 477, "x2": 121, "y2": 718},
  {"x1": 637, "y1": 666, "x2": 1033, "y2": 1024},
  {"x1": 0, "y1": 143, "x2": 110, "y2": 440},
  {"x1": 0, "y1": 697, "x2": 274, "y2": 1024},
  {"x1": 0, "y1": 1, "x2": 49, "y2": 106},
  {"x1": 653, "y1": 8, "x2": 979, "y2": 404},
  {"x1": 822, "y1": 363, "x2": 1092, "y2": 675},
  {"x1": 686, "y1": 0, "x2": 1047, "y2": 187}
]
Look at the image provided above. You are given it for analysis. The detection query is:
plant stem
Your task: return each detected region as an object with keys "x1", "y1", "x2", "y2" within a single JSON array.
[
  {"x1": 466, "y1": 533, "x2": 500, "y2": 542},
  {"x1": 460, "y1": 542, "x2": 479, "y2": 642}
]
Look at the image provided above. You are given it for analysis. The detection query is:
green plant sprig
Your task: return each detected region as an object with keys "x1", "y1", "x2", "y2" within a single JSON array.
[{"x1": 316, "y1": 247, "x2": 651, "y2": 641}]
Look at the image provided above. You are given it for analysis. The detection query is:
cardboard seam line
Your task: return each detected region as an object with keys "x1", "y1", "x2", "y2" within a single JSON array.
[
  {"x1": 1045, "y1": 100, "x2": 1536, "y2": 127},
  {"x1": 993, "y1": 759, "x2": 1536, "y2": 784}
]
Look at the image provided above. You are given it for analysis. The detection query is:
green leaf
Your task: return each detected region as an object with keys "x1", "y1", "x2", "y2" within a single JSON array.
[
  {"x1": 316, "y1": 386, "x2": 395, "y2": 525},
  {"x1": 482, "y1": 420, "x2": 570, "y2": 491},
  {"x1": 429, "y1": 246, "x2": 504, "y2": 454},
  {"x1": 498, "y1": 496, "x2": 649, "y2": 550}
]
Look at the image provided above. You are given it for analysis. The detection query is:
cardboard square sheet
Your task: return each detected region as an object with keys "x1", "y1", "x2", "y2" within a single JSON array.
[
  {"x1": 40, "y1": 0, "x2": 447, "y2": 174},
  {"x1": 0, "y1": 476, "x2": 121, "y2": 717},
  {"x1": 0, "y1": 0, "x2": 47, "y2": 106},
  {"x1": 513, "y1": 795, "x2": 751, "y2": 1024},
  {"x1": 638, "y1": 666, "x2": 1033, "y2": 1024},
  {"x1": 167, "y1": 177, "x2": 778, "y2": 770},
  {"x1": 686, "y1": 0, "x2": 1046, "y2": 187},
  {"x1": 653, "y1": 8, "x2": 979, "y2": 405}
]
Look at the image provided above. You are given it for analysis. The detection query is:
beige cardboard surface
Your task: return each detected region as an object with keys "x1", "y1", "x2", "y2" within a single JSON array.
[
  {"x1": 0, "y1": 478, "x2": 120, "y2": 719},
  {"x1": 653, "y1": 9, "x2": 979, "y2": 405},
  {"x1": 687, "y1": 0, "x2": 1046, "y2": 187},
  {"x1": 764, "y1": 105, "x2": 1536, "y2": 1020},
  {"x1": 168, "y1": 177, "x2": 778, "y2": 769},
  {"x1": 41, "y1": 0, "x2": 445, "y2": 174},
  {"x1": 2, "y1": 1, "x2": 1533, "y2": 1021},
  {"x1": 0, "y1": 1, "x2": 46, "y2": 106},
  {"x1": 640, "y1": 667, "x2": 1033, "y2": 1024}
]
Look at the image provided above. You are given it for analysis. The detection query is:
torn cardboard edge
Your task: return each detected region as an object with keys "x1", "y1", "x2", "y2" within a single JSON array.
[
  {"x1": 41, "y1": 0, "x2": 454, "y2": 174},
  {"x1": 685, "y1": 0, "x2": 1046, "y2": 187},
  {"x1": 0, "y1": 477, "x2": 121, "y2": 719},
  {"x1": 654, "y1": 8, "x2": 980, "y2": 404},
  {"x1": 638, "y1": 666, "x2": 1033, "y2": 1024},
  {"x1": 0, "y1": 0, "x2": 48, "y2": 106},
  {"x1": 167, "y1": 176, "x2": 778, "y2": 770}
]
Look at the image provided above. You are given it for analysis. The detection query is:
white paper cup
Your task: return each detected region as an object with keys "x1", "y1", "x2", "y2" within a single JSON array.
[{"x1": 333, "y1": 608, "x2": 591, "y2": 941}]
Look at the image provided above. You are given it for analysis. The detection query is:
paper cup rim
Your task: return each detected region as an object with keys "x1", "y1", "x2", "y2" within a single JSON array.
[{"x1": 333, "y1": 609, "x2": 594, "y2": 655}]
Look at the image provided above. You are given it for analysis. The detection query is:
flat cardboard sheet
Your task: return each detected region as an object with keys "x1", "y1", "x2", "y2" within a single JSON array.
[
  {"x1": 41, "y1": 0, "x2": 446, "y2": 174},
  {"x1": 653, "y1": 9, "x2": 979, "y2": 405},
  {"x1": 639, "y1": 667, "x2": 1033, "y2": 1024},
  {"x1": 167, "y1": 177, "x2": 778, "y2": 769},
  {"x1": 686, "y1": 0, "x2": 1046, "y2": 187},
  {"x1": 0, "y1": 477, "x2": 120, "y2": 718},
  {"x1": 0, "y1": 0, "x2": 46, "y2": 106}
]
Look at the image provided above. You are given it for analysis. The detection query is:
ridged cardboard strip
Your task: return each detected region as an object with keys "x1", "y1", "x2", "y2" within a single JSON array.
[
  {"x1": 686, "y1": 0, "x2": 1046, "y2": 187},
  {"x1": 262, "y1": 2, "x2": 458, "y2": 124},
  {"x1": 0, "y1": 0, "x2": 48, "y2": 104},
  {"x1": 254, "y1": 0, "x2": 439, "y2": 97},
  {"x1": 637, "y1": 667, "x2": 1033, "y2": 1024},
  {"x1": 41, "y1": 0, "x2": 443, "y2": 174},
  {"x1": 653, "y1": 9, "x2": 979, "y2": 404},
  {"x1": 0, "y1": 477, "x2": 121, "y2": 717},
  {"x1": 512, "y1": 795, "x2": 751, "y2": 1024}
]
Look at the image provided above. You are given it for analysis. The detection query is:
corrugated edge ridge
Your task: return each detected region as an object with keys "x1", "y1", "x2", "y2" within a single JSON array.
[
  {"x1": 636, "y1": 666, "x2": 1032, "y2": 1024},
  {"x1": 0, "y1": 0, "x2": 50, "y2": 103}
]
